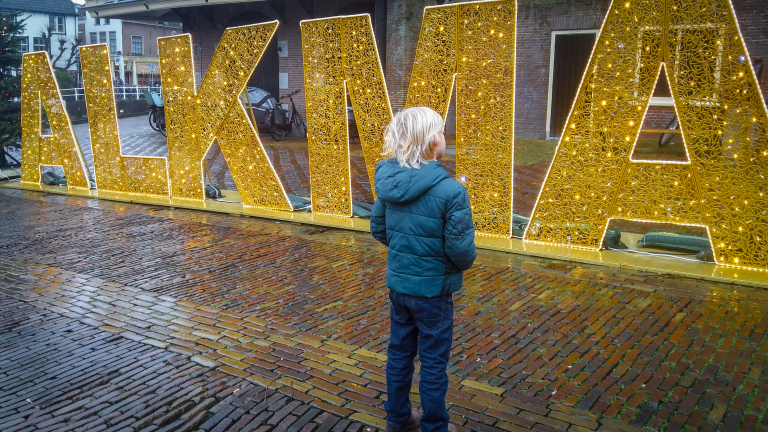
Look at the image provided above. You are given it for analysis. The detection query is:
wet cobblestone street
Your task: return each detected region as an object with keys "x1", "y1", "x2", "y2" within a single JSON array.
[{"x1": 0, "y1": 188, "x2": 765, "y2": 432}]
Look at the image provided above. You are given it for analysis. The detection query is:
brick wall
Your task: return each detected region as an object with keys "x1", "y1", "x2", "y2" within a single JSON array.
[
  {"x1": 385, "y1": 0, "x2": 767, "y2": 139},
  {"x1": 182, "y1": 0, "x2": 767, "y2": 139},
  {"x1": 732, "y1": 0, "x2": 768, "y2": 101},
  {"x1": 643, "y1": 107, "x2": 677, "y2": 130}
]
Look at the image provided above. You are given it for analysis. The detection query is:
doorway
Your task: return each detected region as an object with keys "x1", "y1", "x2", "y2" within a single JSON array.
[{"x1": 546, "y1": 30, "x2": 598, "y2": 139}]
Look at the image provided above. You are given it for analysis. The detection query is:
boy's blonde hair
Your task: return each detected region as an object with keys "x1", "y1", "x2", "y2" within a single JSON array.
[{"x1": 383, "y1": 107, "x2": 444, "y2": 169}]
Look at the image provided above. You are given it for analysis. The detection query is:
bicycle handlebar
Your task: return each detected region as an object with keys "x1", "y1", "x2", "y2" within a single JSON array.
[{"x1": 280, "y1": 88, "x2": 302, "y2": 100}]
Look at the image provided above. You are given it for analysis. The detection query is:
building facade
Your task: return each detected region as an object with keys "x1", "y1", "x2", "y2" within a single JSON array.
[
  {"x1": 83, "y1": 0, "x2": 181, "y2": 86},
  {"x1": 1, "y1": 0, "x2": 79, "y2": 73},
  {"x1": 86, "y1": 0, "x2": 767, "y2": 139}
]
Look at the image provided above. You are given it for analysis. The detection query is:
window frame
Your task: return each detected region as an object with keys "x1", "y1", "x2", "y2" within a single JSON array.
[
  {"x1": 89, "y1": 32, "x2": 97, "y2": 45},
  {"x1": 109, "y1": 31, "x2": 117, "y2": 54},
  {"x1": 131, "y1": 35, "x2": 143, "y2": 56},
  {"x1": 17, "y1": 36, "x2": 29, "y2": 54},
  {"x1": 49, "y1": 15, "x2": 65, "y2": 34},
  {"x1": 99, "y1": 31, "x2": 107, "y2": 44},
  {"x1": 33, "y1": 37, "x2": 46, "y2": 52}
]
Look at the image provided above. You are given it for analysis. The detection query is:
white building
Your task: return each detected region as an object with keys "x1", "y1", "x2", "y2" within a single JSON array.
[
  {"x1": 83, "y1": 0, "x2": 180, "y2": 86},
  {"x1": 1, "y1": 0, "x2": 79, "y2": 72},
  {"x1": 83, "y1": 10, "x2": 123, "y2": 82}
]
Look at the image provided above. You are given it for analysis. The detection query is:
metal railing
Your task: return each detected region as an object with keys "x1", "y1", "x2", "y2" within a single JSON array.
[{"x1": 60, "y1": 86, "x2": 163, "y2": 102}]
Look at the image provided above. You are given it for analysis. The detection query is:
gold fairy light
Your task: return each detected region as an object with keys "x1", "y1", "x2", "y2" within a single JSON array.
[
  {"x1": 80, "y1": 44, "x2": 169, "y2": 196},
  {"x1": 300, "y1": 1, "x2": 517, "y2": 229},
  {"x1": 158, "y1": 24, "x2": 291, "y2": 210},
  {"x1": 20, "y1": 52, "x2": 90, "y2": 189},
  {"x1": 406, "y1": 0, "x2": 517, "y2": 237},
  {"x1": 526, "y1": 0, "x2": 768, "y2": 270},
  {"x1": 300, "y1": 14, "x2": 392, "y2": 217}
]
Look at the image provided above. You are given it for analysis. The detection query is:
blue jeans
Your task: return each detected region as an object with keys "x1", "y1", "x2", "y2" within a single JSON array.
[{"x1": 385, "y1": 290, "x2": 454, "y2": 432}]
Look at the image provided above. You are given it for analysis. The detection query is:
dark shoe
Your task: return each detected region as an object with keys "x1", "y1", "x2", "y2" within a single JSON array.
[
  {"x1": 448, "y1": 424, "x2": 458, "y2": 432},
  {"x1": 385, "y1": 408, "x2": 422, "y2": 432}
]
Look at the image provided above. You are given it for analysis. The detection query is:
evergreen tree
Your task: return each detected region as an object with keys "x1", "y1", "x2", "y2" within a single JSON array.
[{"x1": 0, "y1": 12, "x2": 25, "y2": 154}]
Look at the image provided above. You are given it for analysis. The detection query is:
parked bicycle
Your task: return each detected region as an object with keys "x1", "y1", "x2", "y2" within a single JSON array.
[
  {"x1": 143, "y1": 89, "x2": 166, "y2": 136},
  {"x1": 242, "y1": 87, "x2": 307, "y2": 141},
  {"x1": 263, "y1": 89, "x2": 308, "y2": 141},
  {"x1": 279, "y1": 89, "x2": 307, "y2": 140}
]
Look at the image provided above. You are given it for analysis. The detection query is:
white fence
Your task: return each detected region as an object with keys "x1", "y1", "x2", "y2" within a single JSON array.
[{"x1": 60, "y1": 86, "x2": 163, "y2": 102}]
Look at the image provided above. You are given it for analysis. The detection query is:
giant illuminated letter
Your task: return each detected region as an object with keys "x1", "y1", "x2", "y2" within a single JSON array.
[
  {"x1": 80, "y1": 45, "x2": 169, "y2": 196},
  {"x1": 20, "y1": 52, "x2": 90, "y2": 188},
  {"x1": 300, "y1": 14, "x2": 392, "y2": 216},
  {"x1": 406, "y1": 1, "x2": 517, "y2": 236},
  {"x1": 526, "y1": 0, "x2": 768, "y2": 270},
  {"x1": 300, "y1": 2, "x2": 516, "y2": 233},
  {"x1": 158, "y1": 23, "x2": 291, "y2": 210}
]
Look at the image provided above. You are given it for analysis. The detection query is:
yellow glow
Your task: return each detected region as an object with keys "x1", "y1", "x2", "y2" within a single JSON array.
[
  {"x1": 300, "y1": 14, "x2": 392, "y2": 216},
  {"x1": 525, "y1": 0, "x2": 768, "y2": 270},
  {"x1": 20, "y1": 52, "x2": 90, "y2": 188},
  {"x1": 405, "y1": 0, "x2": 517, "y2": 236},
  {"x1": 158, "y1": 25, "x2": 291, "y2": 210},
  {"x1": 79, "y1": 45, "x2": 169, "y2": 195}
]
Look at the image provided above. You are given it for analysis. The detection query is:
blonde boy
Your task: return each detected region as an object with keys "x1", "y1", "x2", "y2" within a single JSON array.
[{"x1": 371, "y1": 107, "x2": 477, "y2": 432}]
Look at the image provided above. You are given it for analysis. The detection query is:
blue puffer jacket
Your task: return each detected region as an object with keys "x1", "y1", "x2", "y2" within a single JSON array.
[{"x1": 370, "y1": 158, "x2": 477, "y2": 298}]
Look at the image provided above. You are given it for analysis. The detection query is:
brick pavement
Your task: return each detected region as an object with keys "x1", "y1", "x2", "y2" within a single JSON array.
[
  {"x1": 0, "y1": 188, "x2": 766, "y2": 431},
  {"x1": 0, "y1": 296, "x2": 372, "y2": 432}
]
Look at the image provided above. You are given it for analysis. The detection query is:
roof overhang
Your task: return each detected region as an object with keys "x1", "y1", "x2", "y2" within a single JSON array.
[{"x1": 85, "y1": 0, "x2": 266, "y2": 20}]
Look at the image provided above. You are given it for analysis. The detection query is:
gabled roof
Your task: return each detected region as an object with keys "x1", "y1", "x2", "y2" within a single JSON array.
[{"x1": 0, "y1": 0, "x2": 77, "y2": 16}]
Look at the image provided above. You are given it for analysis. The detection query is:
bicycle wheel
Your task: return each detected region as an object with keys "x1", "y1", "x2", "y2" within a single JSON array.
[
  {"x1": 271, "y1": 124, "x2": 286, "y2": 141},
  {"x1": 148, "y1": 111, "x2": 160, "y2": 131},
  {"x1": 293, "y1": 111, "x2": 307, "y2": 138}
]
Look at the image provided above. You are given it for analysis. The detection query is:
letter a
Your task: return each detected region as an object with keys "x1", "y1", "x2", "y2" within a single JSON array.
[
  {"x1": 80, "y1": 44, "x2": 169, "y2": 196},
  {"x1": 20, "y1": 52, "x2": 90, "y2": 189},
  {"x1": 158, "y1": 23, "x2": 291, "y2": 210},
  {"x1": 526, "y1": 0, "x2": 768, "y2": 270}
]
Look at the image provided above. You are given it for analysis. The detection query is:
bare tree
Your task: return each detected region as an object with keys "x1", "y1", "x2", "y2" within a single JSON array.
[{"x1": 39, "y1": 24, "x2": 80, "y2": 71}]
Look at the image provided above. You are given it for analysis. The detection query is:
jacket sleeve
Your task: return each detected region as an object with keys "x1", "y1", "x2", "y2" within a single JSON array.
[
  {"x1": 444, "y1": 185, "x2": 477, "y2": 271},
  {"x1": 370, "y1": 198, "x2": 388, "y2": 247}
]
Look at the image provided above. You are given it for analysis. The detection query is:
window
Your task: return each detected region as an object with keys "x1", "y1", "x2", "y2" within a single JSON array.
[
  {"x1": 99, "y1": 32, "x2": 106, "y2": 44},
  {"x1": 17, "y1": 37, "x2": 29, "y2": 53},
  {"x1": 33, "y1": 37, "x2": 46, "y2": 52},
  {"x1": 90, "y1": 32, "x2": 97, "y2": 44},
  {"x1": 49, "y1": 15, "x2": 65, "y2": 34},
  {"x1": 95, "y1": 17, "x2": 100, "y2": 25},
  {"x1": 132, "y1": 36, "x2": 142, "y2": 55},
  {"x1": 104, "y1": 18, "x2": 111, "y2": 24},
  {"x1": 109, "y1": 32, "x2": 117, "y2": 54}
]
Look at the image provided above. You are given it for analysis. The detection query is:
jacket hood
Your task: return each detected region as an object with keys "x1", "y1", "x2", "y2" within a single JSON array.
[{"x1": 374, "y1": 159, "x2": 450, "y2": 204}]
